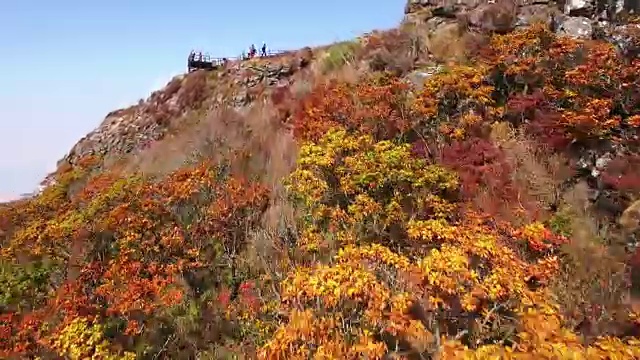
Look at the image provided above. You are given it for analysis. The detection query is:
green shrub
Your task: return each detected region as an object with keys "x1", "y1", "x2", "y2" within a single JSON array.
[{"x1": 322, "y1": 41, "x2": 360, "y2": 73}]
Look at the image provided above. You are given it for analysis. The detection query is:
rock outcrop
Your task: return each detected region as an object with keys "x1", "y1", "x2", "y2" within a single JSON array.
[
  {"x1": 60, "y1": 56, "x2": 305, "y2": 167},
  {"x1": 403, "y1": 0, "x2": 640, "y2": 60}
]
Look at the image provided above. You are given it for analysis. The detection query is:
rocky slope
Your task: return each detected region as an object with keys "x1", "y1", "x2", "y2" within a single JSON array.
[
  {"x1": 57, "y1": 0, "x2": 639, "y2": 174},
  {"x1": 404, "y1": 0, "x2": 639, "y2": 56},
  {"x1": 3, "y1": 0, "x2": 640, "y2": 359},
  {"x1": 58, "y1": 53, "x2": 309, "y2": 169}
]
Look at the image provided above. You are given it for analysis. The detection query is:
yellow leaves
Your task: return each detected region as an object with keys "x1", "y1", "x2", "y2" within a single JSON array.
[
  {"x1": 265, "y1": 23, "x2": 640, "y2": 360},
  {"x1": 350, "y1": 329, "x2": 387, "y2": 358},
  {"x1": 420, "y1": 245, "x2": 472, "y2": 295},
  {"x1": 286, "y1": 127, "x2": 459, "y2": 255},
  {"x1": 348, "y1": 194, "x2": 383, "y2": 223},
  {"x1": 48, "y1": 317, "x2": 136, "y2": 360},
  {"x1": 268, "y1": 248, "x2": 431, "y2": 359},
  {"x1": 285, "y1": 169, "x2": 329, "y2": 206},
  {"x1": 627, "y1": 114, "x2": 640, "y2": 127},
  {"x1": 407, "y1": 219, "x2": 458, "y2": 244},
  {"x1": 514, "y1": 221, "x2": 568, "y2": 253},
  {"x1": 297, "y1": 228, "x2": 325, "y2": 252},
  {"x1": 282, "y1": 262, "x2": 390, "y2": 313},
  {"x1": 407, "y1": 218, "x2": 537, "y2": 311},
  {"x1": 588, "y1": 338, "x2": 640, "y2": 359},
  {"x1": 298, "y1": 143, "x2": 337, "y2": 168},
  {"x1": 283, "y1": 120, "x2": 572, "y2": 353},
  {"x1": 417, "y1": 64, "x2": 495, "y2": 136},
  {"x1": 336, "y1": 244, "x2": 412, "y2": 271},
  {"x1": 438, "y1": 304, "x2": 640, "y2": 359},
  {"x1": 561, "y1": 97, "x2": 618, "y2": 136},
  {"x1": 259, "y1": 310, "x2": 387, "y2": 360},
  {"x1": 526, "y1": 256, "x2": 560, "y2": 285}
]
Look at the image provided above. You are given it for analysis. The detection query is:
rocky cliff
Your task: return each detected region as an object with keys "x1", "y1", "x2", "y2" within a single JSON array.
[
  {"x1": 403, "y1": 0, "x2": 639, "y2": 59},
  {"x1": 58, "y1": 52, "x2": 310, "y2": 170}
]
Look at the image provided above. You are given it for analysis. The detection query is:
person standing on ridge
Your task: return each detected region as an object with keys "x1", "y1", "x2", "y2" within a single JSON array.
[
  {"x1": 261, "y1": 42, "x2": 267, "y2": 57},
  {"x1": 249, "y1": 44, "x2": 256, "y2": 58}
]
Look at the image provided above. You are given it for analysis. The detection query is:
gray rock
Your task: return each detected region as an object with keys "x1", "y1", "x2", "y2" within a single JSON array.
[
  {"x1": 467, "y1": 0, "x2": 518, "y2": 33},
  {"x1": 557, "y1": 16, "x2": 593, "y2": 39},
  {"x1": 595, "y1": 153, "x2": 613, "y2": 170},
  {"x1": 598, "y1": 23, "x2": 640, "y2": 58},
  {"x1": 406, "y1": 67, "x2": 443, "y2": 90},
  {"x1": 516, "y1": 4, "x2": 559, "y2": 29},
  {"x1": 563, "y1": 0, "x2": 594, "y2": 16}
]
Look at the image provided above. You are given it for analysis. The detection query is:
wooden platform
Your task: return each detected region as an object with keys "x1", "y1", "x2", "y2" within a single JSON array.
[{"x1": 187, "y1": 50, "x2": 289, "y2": 72}]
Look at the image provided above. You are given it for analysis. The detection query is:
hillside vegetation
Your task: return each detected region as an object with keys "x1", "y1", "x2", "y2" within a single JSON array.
[{"x1": 3, "y1": 20, "x2": 640, "y2": 360}]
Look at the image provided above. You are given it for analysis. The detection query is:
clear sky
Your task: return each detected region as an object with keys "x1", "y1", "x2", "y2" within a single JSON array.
[{"x1": 0, "y1": 0, "x2": 406, "y2": 200}]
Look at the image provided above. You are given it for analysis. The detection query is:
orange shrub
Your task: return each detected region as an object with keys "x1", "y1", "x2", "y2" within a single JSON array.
[{"x1": 291, "y1": 73, "x2": 420, "y2": 142}]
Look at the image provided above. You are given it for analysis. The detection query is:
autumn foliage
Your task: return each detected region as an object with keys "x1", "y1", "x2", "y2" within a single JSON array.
[{"x1": 3, "y1": 23, "x2": 640, "y2": 359}]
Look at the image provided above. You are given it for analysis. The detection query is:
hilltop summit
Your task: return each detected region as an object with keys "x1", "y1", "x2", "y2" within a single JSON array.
[{"x1": 3, "y1": 0, "x2": 640, "y2": 358}]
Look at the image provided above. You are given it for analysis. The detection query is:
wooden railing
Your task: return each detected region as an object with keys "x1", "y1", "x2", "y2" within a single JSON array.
[{"x1": 187, "y1": 49, "x2": 290, "y2": 72}]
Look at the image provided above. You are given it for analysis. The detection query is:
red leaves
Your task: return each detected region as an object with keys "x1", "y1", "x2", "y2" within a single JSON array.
[
  {"x1": 94, "y1": 163, "x2": 268, "y2": 319},
  {"x1": 0, "y1": 158, "x2": 271, "y2": 358},
  {"x1": 217, "y1": 287, "x2": 232, "y2": 308},
  {"x1": 291, "y1": 74, "x2": 417, "y2": 142},
  {"x1": 505, "y1": 89, "x2": 546, "y2": 121},
  {"x1": 0, "y1": 311, "x2": 46, "y2": 357},
  {"x1": 439, "y1": 138, "x2": 514, "y2": 200},
  {"x1": 601, "y1": 154, "x2": 640, "y2": 192},
  {"x1": 485, "y1": 25, "x2": 640, "y2": 149},
  {"x1": 524, "y1": 110, "x2": 572, "y2": 150},
  {"x1": 238, "y1": 281, "x2": 261, "y2": 315}
]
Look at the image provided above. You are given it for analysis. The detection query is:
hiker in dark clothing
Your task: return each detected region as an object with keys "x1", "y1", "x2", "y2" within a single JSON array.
[
  {"x1": 261, "y1": 42, "x2": 267, "y2": 57},
  {"x1": 249, "y1": 44, "x2": 256, "y2": 58}
]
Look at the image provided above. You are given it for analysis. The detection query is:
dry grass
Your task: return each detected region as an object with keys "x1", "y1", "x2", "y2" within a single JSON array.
[
  {"x1": 551, "y1": 237, "x2": 631, "y2": 339},
  {"x1": 549, "y1": 201, "x2": 633, "y2": 339},
  {"x1": 321, "y1": 62, "x2": 362, "y2": 83},
  {"x1": 319, "y1": 41, "x2": 361, "y2": 74},
  {"x1": 359, "y1": 28, "x2": 423, "y2": 75},
  {"x1": 121, "y1": 49, "x2": 355, "y2": 238},
  {"x1": 128, "y1": 98, "x2": 298, "y2": 230},
  {"x1": 490, "y1": 121, "x2": 572, "y2": 223},
  {"x1": 484, "y1": 121, "x2": 635, "y2": 338},
  {"x1": 402, "y1": 17, "x2": 490, "y2": 63},
  {"x1": 130, "y1": 104, "x2": 295, "y2": 176}
]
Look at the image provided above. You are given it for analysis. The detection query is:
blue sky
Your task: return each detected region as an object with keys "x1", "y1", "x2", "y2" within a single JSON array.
[{"x1": 0, "y1": 0, "x2": 405, "y2": 200}]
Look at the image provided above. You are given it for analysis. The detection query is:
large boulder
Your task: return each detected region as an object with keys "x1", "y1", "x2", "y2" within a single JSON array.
[
  {"x1": 404, "y1": 0, "x2": 518, "y2": 61},
  {"x1": 597, "y1": 23, "x2": 640, "y2": 58},
  {"x1": 466, "y1": 0, "x2": 519, "y2": 33},
  {"x1": 404, "y1": 0, "x2": 489, "y2": 26},
  {"x1": 405, "y1": 0, "x2": 487, "y2": 15},
  {"x1": 558, "y1": 16, "x2": 594, "y2": 38},
  {"x1": 516, "y1": 3, "x2": 561, "y2": 29}
]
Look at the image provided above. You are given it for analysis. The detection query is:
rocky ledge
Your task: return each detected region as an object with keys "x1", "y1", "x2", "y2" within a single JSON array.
[
  {"x1": 404, "y1": 0, "x2": 639, "y2": 58},
  {"x1": 59, "y1": 56, "x2": 308, "y2": 168}
]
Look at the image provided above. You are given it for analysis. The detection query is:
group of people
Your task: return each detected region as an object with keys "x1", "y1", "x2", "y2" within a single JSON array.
[{"x1": 242, "y1": 42, "x2": 268, "y2": 60}]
